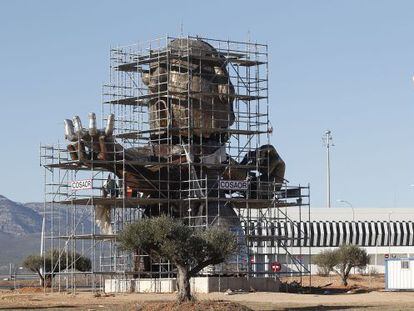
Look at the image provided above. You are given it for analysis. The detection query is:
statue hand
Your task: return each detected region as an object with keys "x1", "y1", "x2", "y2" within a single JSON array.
[{"x1": 64, "y1": 113, "x2": 118, "y2": 162}]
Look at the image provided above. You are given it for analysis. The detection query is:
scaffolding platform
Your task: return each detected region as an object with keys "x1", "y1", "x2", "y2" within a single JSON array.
[
  {"x1": 54, "y1": 197, "x2": 303, "y2": 210},
  {"x1": 115, "y1": 53, "x2": 266, "y2": 72}
]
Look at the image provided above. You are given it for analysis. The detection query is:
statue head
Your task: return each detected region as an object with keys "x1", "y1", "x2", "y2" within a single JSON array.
[{"x1": 142, "y1": 38, "x2": 235, "y2": 139}]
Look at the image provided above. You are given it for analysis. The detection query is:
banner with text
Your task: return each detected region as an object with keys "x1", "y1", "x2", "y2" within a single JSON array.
[
  {"x1": 219, "y1": 180, "x2": 249, "y2": 190},
  {"x1": 71, "y1": 179, "x2": 92, "y2": 191}
]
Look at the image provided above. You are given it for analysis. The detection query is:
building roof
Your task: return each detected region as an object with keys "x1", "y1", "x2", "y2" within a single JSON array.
[{"x1": 285, "y1": 207, "x2": 414, "y2": 222}]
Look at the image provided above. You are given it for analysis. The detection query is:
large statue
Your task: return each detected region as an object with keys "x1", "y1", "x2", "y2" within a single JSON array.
[
  {"x1": 62, "y1": 38, "x2": 286, "y2": 244},
  {"x1": 142, "y1": 39, "x2": 236, "y2": 138}
]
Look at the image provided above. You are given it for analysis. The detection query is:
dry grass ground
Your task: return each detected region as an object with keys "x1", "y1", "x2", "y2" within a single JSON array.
[
  {"x1": 280, "y1": 273, "x2": 385, "y2": 292},
  {"x1": 1, "y1": 275, "x2": 414, "y2": 310}
]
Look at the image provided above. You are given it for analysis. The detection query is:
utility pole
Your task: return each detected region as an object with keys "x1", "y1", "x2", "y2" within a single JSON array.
[{"x1": 323, "y1": 130, "x2": 334, "y2": 208}]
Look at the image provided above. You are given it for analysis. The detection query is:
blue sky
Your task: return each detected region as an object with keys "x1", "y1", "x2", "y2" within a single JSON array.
[{"x1": 1, "y1": 0, "x2": 414, "y2": 207}]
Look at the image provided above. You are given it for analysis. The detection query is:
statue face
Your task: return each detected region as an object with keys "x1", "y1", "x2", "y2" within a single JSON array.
[{"x1": 141, "y1": 38, "x2": 235, "y2": 138}]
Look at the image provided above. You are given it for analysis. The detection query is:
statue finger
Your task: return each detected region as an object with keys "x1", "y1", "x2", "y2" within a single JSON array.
[
  {"x1": 88, "y1": 112, "x2": 98, "y2": 136},
  {"x1": 72, "y1": 116, "x2": 88, "y2": 139},
  {"x1": 64, "y1": 119, "x2": 76, "y2": 142},
  {"x1": 105, "y1": 114, "x2": 115, "y2": 137}
]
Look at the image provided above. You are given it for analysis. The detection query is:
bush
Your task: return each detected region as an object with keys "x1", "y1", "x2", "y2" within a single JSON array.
[
  {"x1": 368, "y1": 267, "x2": 380, "y2": 275},
  {"x1": 314, "y1": 250, "x2": 337, "y2": 276},
  {"x1": 316, "y1": 267, "x2": 330, "y2": 276},
  {"x1": 313, "y1": 245, "x2": 369, "y2": 286},
  {"x1": 23, "y1": 250, "x2": 91, "y2": 287}
]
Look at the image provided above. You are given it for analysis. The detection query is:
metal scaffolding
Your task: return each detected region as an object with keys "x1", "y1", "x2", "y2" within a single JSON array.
[{"x1": 40, "y1": 35, "x2": 311, "y2": 292}]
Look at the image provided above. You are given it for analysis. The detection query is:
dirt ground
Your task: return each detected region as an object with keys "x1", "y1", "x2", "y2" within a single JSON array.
[
  {"x1": 1, "y1": 275, "x2": 414, "y2": 310},
  {"x1": 280, "y1": 273, "x2": 385, "y2": 291}
]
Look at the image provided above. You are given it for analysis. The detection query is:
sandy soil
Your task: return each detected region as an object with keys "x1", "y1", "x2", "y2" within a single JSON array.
[
  {"x1": 1, "y1": 275, "x2": 413, "y2": 310},
  {"x1": 2, "y1": 290, "x2": 414, "y2": 310},
  {"x1": 280, "y1": 273, "x2": 385, "y2": 291}
]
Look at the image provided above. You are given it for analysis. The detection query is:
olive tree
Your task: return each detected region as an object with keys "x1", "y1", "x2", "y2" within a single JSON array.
[
  {"x1": 314, "y1": 249, "x2": 338, "y2": 276},
  {"x1": 334, "y1": 245, "x2": 370, "y2": 286},
  {"x1": 314, "y1": 245, "x2": 370, "y2": 286},
  {"x1": 118, "y1": 216, "x2": 238, "y2": 303},
  {"x1": 23, "y1": 250, "x2": 91, "y2": 287}
]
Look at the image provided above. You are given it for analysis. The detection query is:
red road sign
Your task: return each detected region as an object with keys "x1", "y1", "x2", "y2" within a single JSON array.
[{"x1": 271, "y1": 261, "x2": 281, "y2": 272}]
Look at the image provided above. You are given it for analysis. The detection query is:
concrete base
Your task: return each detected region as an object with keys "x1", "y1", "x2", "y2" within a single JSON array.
[{"x1": 105, "y1": 276, "x2": 280, "y2": 293}]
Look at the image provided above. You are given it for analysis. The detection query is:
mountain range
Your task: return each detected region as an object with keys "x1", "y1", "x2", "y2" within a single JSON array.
[
  {"x1": 0, "y1": 195, "x2": 42, "y2": 236},
  {"x1": 0, "y1": 195, "x2": 93, "y2": 274}
]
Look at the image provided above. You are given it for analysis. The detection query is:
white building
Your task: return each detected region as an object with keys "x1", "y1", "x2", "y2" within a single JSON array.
[
  {"x1": 385, "y1": 258, "x2": 414, "y2": 290},
  {"x1": 249, "y1": 207, "x2": 414, "y2": 274}
]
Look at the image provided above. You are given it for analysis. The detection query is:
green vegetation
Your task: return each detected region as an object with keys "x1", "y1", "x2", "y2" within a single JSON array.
[
  {"x1": 314, "y1": 249, "x2": 338, "y2": 276},
  {"x1": 314, "y1": 244, "x2": 370, "y2": 286},
  {"x1": 118, "y1": 216, "x2": 238, "y2": 302},
  {"x1": 23, "y1": 250, "x2": 91, "y2": 287}
]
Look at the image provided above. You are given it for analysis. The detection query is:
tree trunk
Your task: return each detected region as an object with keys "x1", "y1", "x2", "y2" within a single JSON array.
[
  {"x1": 44, "y1": 274, "x2": 53, "y2": 287},
  {"x1": 133, "y1": 250, "x2": 141, "y2": 279},
  {"x1": 176, "y1": 265, "x2": 192, "y2": 303},
  {"x1": 341, "y1": 274, "x2": 348, "y2": 286},
  {"x1": 39, "y1": 275, "x2": 45, "y2": 287},
  {"x1": 35, "y1": 269, "x2": 45, "y2": 287},
  {"x1": 341, "y1": 266, "x2": 352, "y2": 287}
]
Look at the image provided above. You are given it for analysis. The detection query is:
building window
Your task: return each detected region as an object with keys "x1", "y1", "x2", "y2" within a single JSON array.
[{"x1": 401, "y1": 260, "x2": 410, "y2": 269}]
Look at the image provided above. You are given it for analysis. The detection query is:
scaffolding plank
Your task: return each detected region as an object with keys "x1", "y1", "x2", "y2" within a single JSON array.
[
  {"x1": 53, "y1": 196, "x2": 301, "y2": 209},
  {"x1": 44, "y1": 158, "x2": 279, "y2": 170},
  {"x1": 47, "y1": 234, "x2": 116, "y2": 240},
  {"x1": 195, "y1": 128, "x2": 269, "y2": 135},
  {"x1": 116, "y1": 62, "x2": 137, "y2": 72},
  {"x1": 229, "y1": 58, "x2": 266, "y2": 67},
  {"x1": 45, "y1": 162, "x2": 109, "y2": 171},
  {"x1": 114, "y1": 132, "x2": 150, "y2": 139},
  {"x1": 114, "y1": 127, "x2": 268, "y2": 138},
  {"x1": 231, "y1": 201, "x2": 300, "y2": 209},
  {"x1": 57, "y1": 197, "x2": 172, "y2": 206},
  {"x1": 104, "y1": 97, "x2": 148, "y2": 106},
  {"x1": 104, "y1": 92, "x2": 266, "y2": 105}
]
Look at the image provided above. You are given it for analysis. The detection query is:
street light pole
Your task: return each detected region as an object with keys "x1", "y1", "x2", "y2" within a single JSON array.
[
  {"x1": 323, "y1": 130, "x2": 334, "y2": 208},
  {"x1": 388, "y1": 211, "x2": 393, "y2": 256}
]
